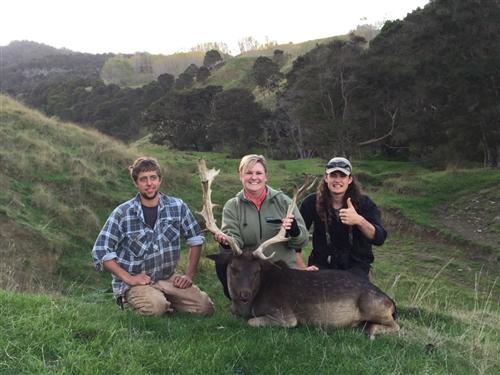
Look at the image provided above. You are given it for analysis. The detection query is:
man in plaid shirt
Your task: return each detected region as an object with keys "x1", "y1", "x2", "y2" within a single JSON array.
[{"x1": 92, "y1": 157, "x2": 214, "y2": 316}]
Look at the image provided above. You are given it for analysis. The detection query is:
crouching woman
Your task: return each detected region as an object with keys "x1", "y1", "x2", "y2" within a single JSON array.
[{"x1": 297, "y1": 157, "x2": 387, "y2": 278}]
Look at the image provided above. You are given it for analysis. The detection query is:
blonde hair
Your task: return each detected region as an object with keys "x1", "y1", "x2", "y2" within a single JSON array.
[
  {"x1": 239, "y1": 154, "x2": 267, "y2": 174},
  {"x1": 129, "y1": 157, "x2": 162, "y2": 182}
]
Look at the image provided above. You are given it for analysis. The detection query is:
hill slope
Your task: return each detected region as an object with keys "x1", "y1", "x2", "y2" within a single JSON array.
[
  {"x1": 0, "y1": 94, "x2": 137, "y2": 291},
  {"x1": 0, "y1": 40, "x2": 73, "y2": 67},
  {"x1": 201, "y1": 35, "x2": 346, "y2": 95}
]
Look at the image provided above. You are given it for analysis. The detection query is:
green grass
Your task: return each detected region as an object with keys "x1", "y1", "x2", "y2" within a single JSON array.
[
  {"x1": 237, "y1": 35, "x2": 344, "y2": 73},
  {"x1": 193, "y1": 35, "x2": 349, "y2": 111},
  {"x1": 0, "y1": 95, "x2": 138, "y2": 292},
  {"x1": 1, "y1": 95, "x2": 499, "y2": 374},
  {"x1": 1, "y1": 232, "x2": 498, "y2": 374},
  {"x1": 201, "y1": 57, "x2": 257, "y2": 91},
  {"x1": 360, "y1": 160, "x2": 500, "y2": 244}
]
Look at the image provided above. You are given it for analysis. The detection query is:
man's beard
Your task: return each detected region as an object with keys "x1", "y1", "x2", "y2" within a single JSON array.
[{"x1": 141, "y1": 190, "x2": 158, "y2": 201}]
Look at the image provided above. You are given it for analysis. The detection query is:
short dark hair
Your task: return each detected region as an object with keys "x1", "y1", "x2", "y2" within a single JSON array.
[{"x1": 129, "y1": 157, "x2": 162, "y2": 182}]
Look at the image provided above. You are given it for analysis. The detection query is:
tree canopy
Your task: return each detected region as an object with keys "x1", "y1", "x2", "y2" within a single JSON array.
[
  {"x1": 2, "y1": 0, "x2": 500, "y2": 166},
  {"x1": 272, "y1": 0, "x2": 500, "y2": 166}
]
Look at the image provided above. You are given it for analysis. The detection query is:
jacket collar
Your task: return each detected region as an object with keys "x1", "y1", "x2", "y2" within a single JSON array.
[{"x1": 237, "y1": 185, "x2": 281, "y2": 202}]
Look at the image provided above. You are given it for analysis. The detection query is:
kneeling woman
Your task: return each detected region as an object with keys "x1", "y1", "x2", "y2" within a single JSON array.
[{"x1": 298, "y1": 157, "x2": 387, "y2": 278}]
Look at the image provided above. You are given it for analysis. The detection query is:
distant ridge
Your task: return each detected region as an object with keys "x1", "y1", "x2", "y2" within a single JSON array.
[
  {"x1": 1, "y1": 34, "x2": 347, "y2": 88},
  {"x1": 0, "y1": 40, "x2": 74, "y2": 67}
]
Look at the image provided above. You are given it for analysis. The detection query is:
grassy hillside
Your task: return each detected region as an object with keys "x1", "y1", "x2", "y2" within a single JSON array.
[
  {"x1": 238, "y1": 35, "x2": 342, "y2": 72},
  {"x1": 1, "y1": 97, "x2": 499, "y2": 374},
  {"x1": 104, "y1": 35, "x2": 344, "y2": 95},
  {"x1": 201, "y1": 35, "x2": 346, "y2": 104},
  {"x1": 0, "y1": 95, "x2": 138, "y2": 291},
  {"x1": 201, "y1": 57, "x2": 257, "y2": 91}
]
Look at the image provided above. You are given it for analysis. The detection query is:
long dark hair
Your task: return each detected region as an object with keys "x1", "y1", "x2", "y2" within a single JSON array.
[{"x1": 316, "y1": 175, "x2": 364, "y2": 224}]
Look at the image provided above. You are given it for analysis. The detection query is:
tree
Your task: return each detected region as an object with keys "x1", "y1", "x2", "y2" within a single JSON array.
[
  {"x1": 237, "y1": 36, "x2": 278, "y2": 54},
  {"x1": 357, "y1": 0, "x2": 500, "y2": 166},
  {"x1": 145, "y1": 86, "x2": 223, "y2": 150},
  {"x1": 100, "y1": 57, "x2": 135, "y2": 85},
  {"x1": 252, "y1": 56, "x2": 281, "y2": 88},
  {"x1": 349, "y1": 23, "x2": 380, "y2": 42},
  {"x1": 196, "y1": 66, "x2": 210, "y2": 83},
  {"x1": 273, "y1": 49, "x2": 287, "y2": 66},
  {"x1": 203, "y1": 50, "x2": 223, "y2": 67},
  {"x1": 157, "y1": 73, "x2": 174, "y2": 92},
  {"x1": 183, "y1": 63, "x2": 199, "y2": 77},
  {"x1": 277, "y1": 36, "x2": 366, "y2": 158},
  {"x1": 237, "y1": 36, "x2": 260, "y2": 54},
  {"x1": 175, "y1": 64, "x2": 198, "y2": 90},
  {"x1": 209, "y1": 88, "x2": 269, "y2": 156},
  {"x1": 190, "y1": 42, "x2": 230, "y2": 55}
]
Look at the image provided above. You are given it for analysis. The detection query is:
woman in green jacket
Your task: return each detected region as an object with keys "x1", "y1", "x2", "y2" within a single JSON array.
[{"x1": 214, "y1": 154, "x2": 309, "y2": 298}]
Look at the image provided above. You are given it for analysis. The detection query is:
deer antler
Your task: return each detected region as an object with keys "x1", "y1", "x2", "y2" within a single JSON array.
[
  {"x1": 197, "y1": 158, "x2": 242, "y2": 255},
  {"x1": 253, "y1": 175, "x2": 317, "y2": 260}
]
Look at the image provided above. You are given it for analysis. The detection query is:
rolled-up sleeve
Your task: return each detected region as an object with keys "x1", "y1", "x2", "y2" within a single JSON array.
[
  {"x1": 180, "y1": 202, "x2": 205, "y2": 247},
  {"x1": 91, "y1": 210, "x2": 122, "y2": 272}
]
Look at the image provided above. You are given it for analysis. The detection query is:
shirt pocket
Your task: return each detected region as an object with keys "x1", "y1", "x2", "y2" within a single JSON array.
[
  {"x1": 263, "y1": 219, "x2": 282, "y2": 238},
  {"x1": 158, "y1": 217, "x2": 181, "y2": 243},
  {"x1": 127, "y1": 230, "x2": 149, "y2": 258}
]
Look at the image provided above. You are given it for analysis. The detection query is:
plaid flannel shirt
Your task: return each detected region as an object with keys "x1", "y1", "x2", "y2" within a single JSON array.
[{"x1": 92, "y1": 193, "x2": 204, "y2": 297}]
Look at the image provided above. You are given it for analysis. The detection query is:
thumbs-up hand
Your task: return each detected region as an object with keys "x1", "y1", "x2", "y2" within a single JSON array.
[{"x1": 339, "y1": 198, "x2": 361, "y2": 226}]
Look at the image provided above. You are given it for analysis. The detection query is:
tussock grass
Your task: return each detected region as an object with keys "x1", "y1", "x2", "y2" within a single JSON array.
[{"x1": 374, "y1": 237, "x2": 499, "y2": 375}]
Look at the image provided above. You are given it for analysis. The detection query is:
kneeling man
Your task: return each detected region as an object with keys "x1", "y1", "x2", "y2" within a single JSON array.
[{"x1": 92, "y1": 157, "x2": 214, "y2": 316}]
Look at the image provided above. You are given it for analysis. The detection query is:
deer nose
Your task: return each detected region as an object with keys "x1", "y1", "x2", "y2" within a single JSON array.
[{"x1": 239, "y1": 290, "x2": 252, "y2": 303}]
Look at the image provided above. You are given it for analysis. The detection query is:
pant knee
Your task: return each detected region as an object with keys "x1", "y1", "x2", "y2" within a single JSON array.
[
  {"x1": 137, "y1": 297, "x2": 170, "y2": 316},
  {"x1": 199, "y1": 293, "x2": 216, "y2": 315},
  {"x1": 125, "y1": 286, "x2": 171, "y2": 316}
]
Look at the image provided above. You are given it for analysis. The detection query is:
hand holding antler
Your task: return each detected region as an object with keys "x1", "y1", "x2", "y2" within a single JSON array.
[
  {"x1": 214, "y1": 231, "x2": 230, "y2": 246},
  {"x1": 252, "y1": 174, "x2": 317, "y2": 259},
  {"x1": 281, "y1": 213, "x2": 295, "y2": 231}
]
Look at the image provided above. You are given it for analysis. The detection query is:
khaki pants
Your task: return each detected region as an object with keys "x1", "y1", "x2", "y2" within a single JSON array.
[{"x1": 124, "y1": 274, "x2": 215, "y2": 316}]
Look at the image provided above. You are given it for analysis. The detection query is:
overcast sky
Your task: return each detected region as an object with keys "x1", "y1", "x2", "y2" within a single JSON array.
[{"x1": 2, "y1": 0, "x2": 430, "y2": 55}]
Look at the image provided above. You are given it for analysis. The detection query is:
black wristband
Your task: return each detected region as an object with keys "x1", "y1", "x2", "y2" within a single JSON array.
[{"x1": 287, "y1": 219, "x2": 300, "y2": 237}]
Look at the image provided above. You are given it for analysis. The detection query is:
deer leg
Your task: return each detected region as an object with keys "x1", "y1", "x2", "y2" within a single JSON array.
[
  {"x1": 248, "y1": 315, "x2": 298, "y2": 327},
  {"x1": 366, "y1": 320, "x2": 400, "y2": 339},
  {"x1": 248, "y1": 308, "x2": 298, "y2": 328}
]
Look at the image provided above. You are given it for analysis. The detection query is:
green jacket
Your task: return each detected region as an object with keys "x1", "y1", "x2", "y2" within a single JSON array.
[{"x1": 220, "y1": 186, "x2": 309, "y2": 267}]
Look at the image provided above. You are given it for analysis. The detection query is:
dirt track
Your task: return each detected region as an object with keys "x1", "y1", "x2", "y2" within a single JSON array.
[{"x1": 437, "y1": 186, "x2": 500, "y2": 251}]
